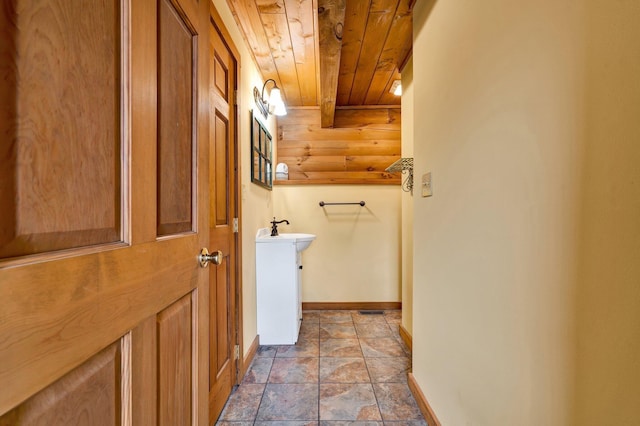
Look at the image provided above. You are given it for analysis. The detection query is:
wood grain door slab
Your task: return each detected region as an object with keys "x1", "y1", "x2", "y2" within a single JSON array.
[
  {"x1": 0, "y1": 0, "x2": 211, "y2": 424},
  {"x1": 208, "y1": 10, "x2": 241, "y2": 423}
]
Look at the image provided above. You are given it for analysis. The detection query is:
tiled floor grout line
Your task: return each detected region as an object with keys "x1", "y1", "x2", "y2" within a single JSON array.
[
  {"x1": 253, "y1": 347, "x2": 275, "y2": 423},
  {"x1": 218, "y1": 310, "x2": 423, "y2": 425},
  {"x1": 360, "y1": 329, "x2": 385, "y2": 422}
]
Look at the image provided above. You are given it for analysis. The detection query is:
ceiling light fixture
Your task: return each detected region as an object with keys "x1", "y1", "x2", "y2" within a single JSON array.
[
  {"x1": 390, "y1": 79, "x2": 402, "y2": 96},
  {"x1": 253, "y1": 79, "x2": 287, "y2": 119}
]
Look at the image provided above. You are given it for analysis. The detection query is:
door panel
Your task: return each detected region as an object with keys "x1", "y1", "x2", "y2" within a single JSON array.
[
  {"x1": 208, "y1": 16, "x2": 239, "y2": 422},
  {"x1": 0, "y1": 0, "x2": 121, "y2": 258},
  {"x1": 214, "y1": 112, "x2": 229, "y2": 226},
  {"x1": 0, "y1": 0, "x2": 211, "y2": 424},
  {"x1": 0, "y1": 341, "x2": 122, "y2": 426},
  {"x1": 213, "y1": 59, "x2": 228, "y2": 99},
  {"x1": 157, "y1": 0, "x2": 195, "y2": 236},
  {"x1": 158, "y1": 294, "x2": 193, "y2": 426}
]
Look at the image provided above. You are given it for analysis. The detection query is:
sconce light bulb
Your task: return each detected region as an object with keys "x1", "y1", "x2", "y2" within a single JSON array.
[{"x1": 268, "y1": 87, "x2": 287, "y2": 116}]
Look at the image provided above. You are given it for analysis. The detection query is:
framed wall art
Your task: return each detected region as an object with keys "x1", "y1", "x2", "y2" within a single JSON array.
[{"x1": 250, "y1": 111, "x2": 272, "y2": 190}]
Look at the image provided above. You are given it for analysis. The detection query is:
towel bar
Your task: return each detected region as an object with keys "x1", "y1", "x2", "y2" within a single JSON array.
[{"x1": 318, "y1": 201, "x2": 365, "y2": 207}]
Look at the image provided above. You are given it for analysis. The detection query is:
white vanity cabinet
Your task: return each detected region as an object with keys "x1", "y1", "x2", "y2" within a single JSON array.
[{"x1": 255, "y1": 228, "x2": 315, "y2": 345}]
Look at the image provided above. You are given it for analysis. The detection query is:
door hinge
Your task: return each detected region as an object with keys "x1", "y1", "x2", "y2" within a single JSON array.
[
  {"x1": 233, "y1": 90, "x2": 238, "y2": 106},
  {"x1": 234, "y1": 345, "x2": 240, "y2": 360},
  {"x1": 233, "y1": 217, "x2": 239, "y2": 233}
]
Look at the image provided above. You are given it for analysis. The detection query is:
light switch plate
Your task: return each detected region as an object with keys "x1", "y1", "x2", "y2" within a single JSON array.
[{"x1": 422, "y1": 172, "x2": 433, "y2": 197}]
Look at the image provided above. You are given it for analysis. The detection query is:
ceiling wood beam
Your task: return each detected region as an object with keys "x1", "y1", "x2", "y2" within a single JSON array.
[{"x1": 318, "y1": 0, "x2": 346, "y2": 128}]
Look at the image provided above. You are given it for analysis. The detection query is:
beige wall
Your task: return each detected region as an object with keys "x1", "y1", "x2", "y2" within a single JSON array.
[
  {"x1": 412, "y1": 0, "x2": 582, "y2": 424},
  {"x1": 412, "y1": 0, "x2": 640, "y2": 424},
  {"x1": 212, "y1": 0, "x2": 275, "y2": 354},
  {"x1": 574, "y1": 1, "x2": 640, "y2": 423},
  {"x1": 401, "y1": 57, "x2": 414, "y2": 335},
  {"x1": 273, "y1": 185, "x2": 401, "y2": 303}
]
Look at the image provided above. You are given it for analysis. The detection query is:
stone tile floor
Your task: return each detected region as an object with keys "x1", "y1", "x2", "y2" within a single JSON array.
[{"x1": 216, "y1": 310, "x2": 427, "y2": 425}]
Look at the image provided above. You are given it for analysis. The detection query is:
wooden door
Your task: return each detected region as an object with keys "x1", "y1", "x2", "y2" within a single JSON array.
[
  {"x1": 0, "y1": 0, "x2": 210, "y2": 424},
  {"x1": 208, "y1": 12, "x2": 240, "y2": 423}
]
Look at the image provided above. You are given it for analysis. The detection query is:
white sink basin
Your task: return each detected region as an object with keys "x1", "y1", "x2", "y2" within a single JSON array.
[{"x1": 256, "y1": 228, "x2": 316, "y2": 252}]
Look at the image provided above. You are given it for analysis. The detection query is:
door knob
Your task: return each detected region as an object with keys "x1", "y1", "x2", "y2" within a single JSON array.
[{"x1": 199, "y1": 248, "x2": 224, "y2": 268}]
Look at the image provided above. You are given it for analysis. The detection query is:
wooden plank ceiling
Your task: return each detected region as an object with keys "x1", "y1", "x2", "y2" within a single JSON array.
[{"x1": 225, "y1": 0, "x2": 413, "y2": 126}]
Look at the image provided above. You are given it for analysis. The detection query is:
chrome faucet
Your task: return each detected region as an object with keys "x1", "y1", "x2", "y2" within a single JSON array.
[{"x1": 270, "y1": 217, "x2": 290, "y2": 236}]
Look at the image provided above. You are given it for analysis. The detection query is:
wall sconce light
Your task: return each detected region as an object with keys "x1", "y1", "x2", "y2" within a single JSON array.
[
  {"x1": 253, "y1": 79, "x2": 287, "y2": 119},
  {"x1": 390, "y1": 79, "x2": 402, "y2": 96}
]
